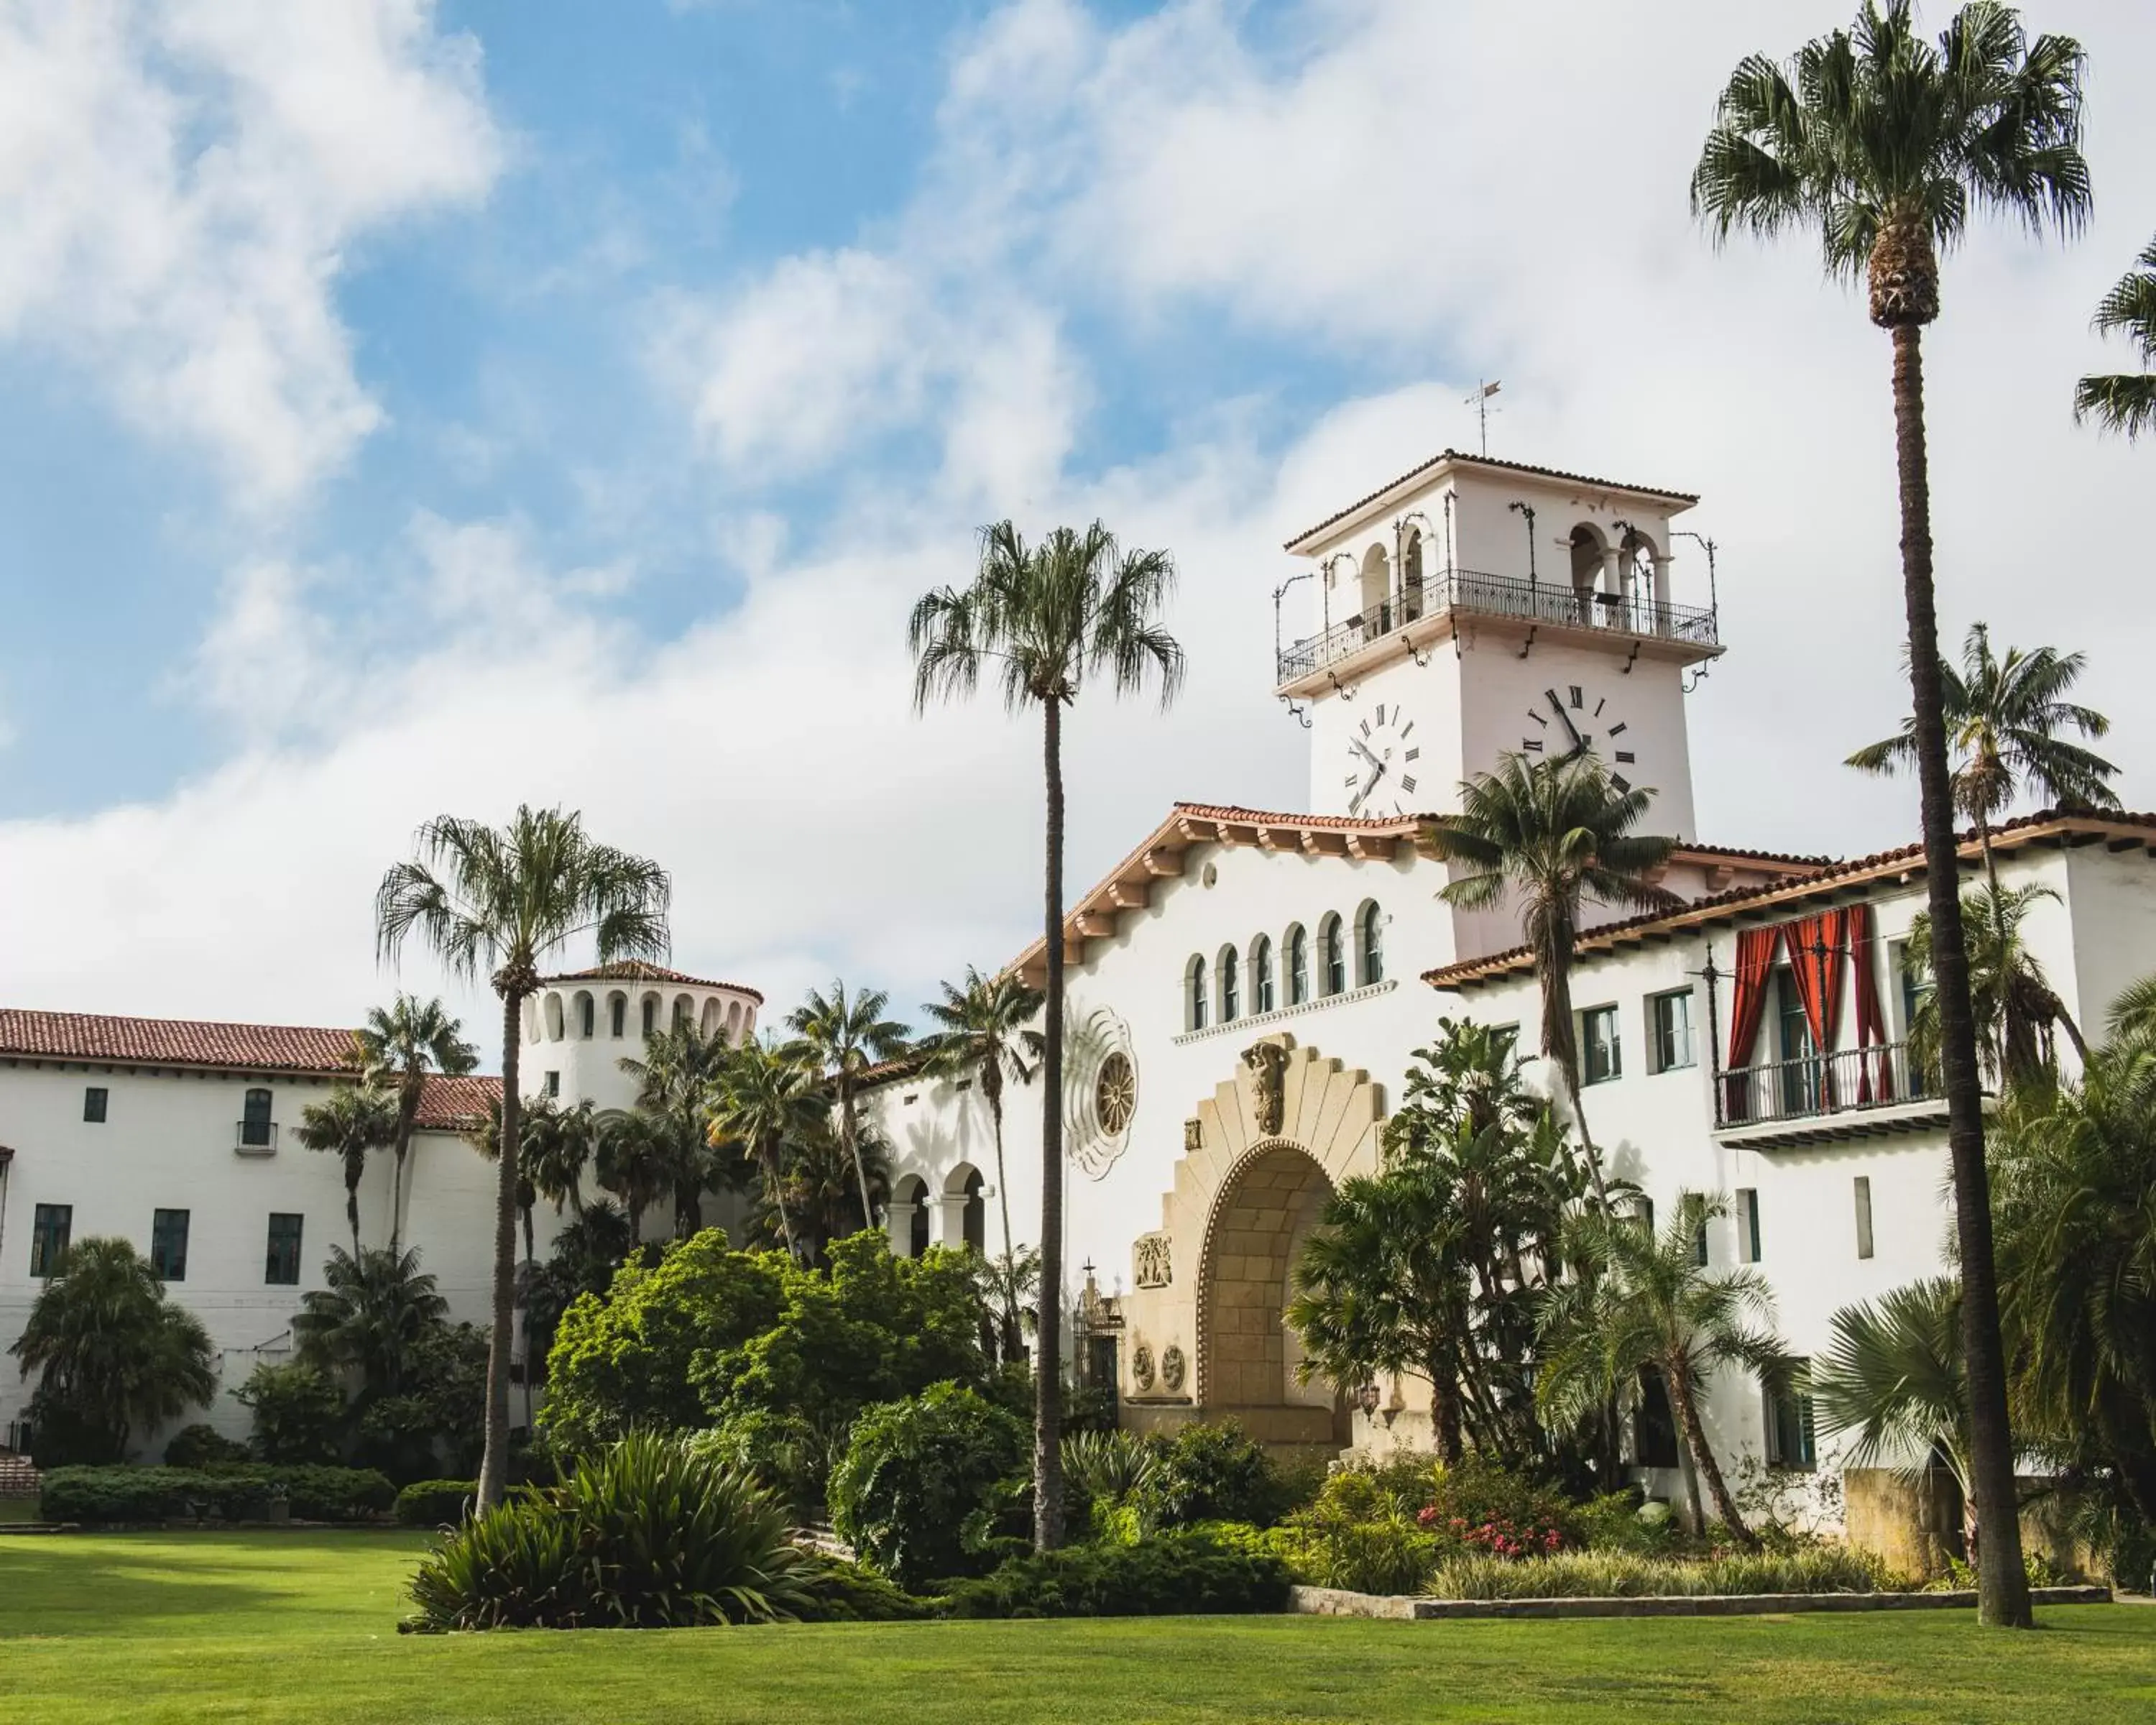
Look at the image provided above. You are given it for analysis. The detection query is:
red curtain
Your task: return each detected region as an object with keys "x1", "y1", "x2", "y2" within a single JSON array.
[
  {"x1": 1724, "y1": 925, "x2": 1780, "y2": 1121},
  {"x1": 1848, "y1": 902, "x2": 1894, "y2": 1103}
]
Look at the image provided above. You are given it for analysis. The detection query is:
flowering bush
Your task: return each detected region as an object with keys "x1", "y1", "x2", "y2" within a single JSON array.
[{"x1": 1419, "y1": 1505, "x2": 1566, "y2": 1558}]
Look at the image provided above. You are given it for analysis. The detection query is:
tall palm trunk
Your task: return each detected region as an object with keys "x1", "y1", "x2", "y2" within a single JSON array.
[
  {"x1": 1035, "y1": 694, "x2": 1067, "y2": 1550},
  {"x1": 1666, "y1": 1358, "x2": 1755, "y2": 1549},
  {"x1": 839, "y1": 1079, "x2": 874, "y2": 1233},
  {"x1": 985, "y1": 1071, "x2": 1021, "y2": 1355},
  {"x1": 1540, "y1": 933, "x2": 1612, "y2": 1213},
  {"x1": 1425, "y1": 1350, "x2": 1465, "y2": 1465},
  {"x1": 478, "y1": 990, "x2": 522, "y2": 1512},
  {"x1": 345, "y1": 1165, "x2": 362, "y2": 1255},
  {"x1": 1889, "y1": 319, "x2": 2031, "y2": 1627},
  {"x1": 761, "y1": 1138, "x2": 796, "y2": 1259}
]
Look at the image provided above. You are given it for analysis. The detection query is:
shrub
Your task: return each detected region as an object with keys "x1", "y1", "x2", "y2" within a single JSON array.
[
  {"x1": 395, "y1": 1479, "x2": 477, "y2": 1528},
  {"x1": 691, "y1": 1409, "x2": 849, "y2": 1519},
  {"x1": 162, "y1": 1424, "x2": 251, "y2": 1470},
  {"x1": 1135, "y1": 1422, "x2": 1290, "y2": 1529},
  {"x1": 1422, "y1": 1545, "x2": 1896, "y2": 1600},
  {"x1": 38, "y1": 1464, "x2": 392, "y2": 1524},
  {"x1": 829, "y1": 1383, "x2": 1028, "y2": 1589},
  {"x1": 234, "y1": 1361, "x2": 345, "y2": 1464},
  {"x1": 1419, "y1": 1455, "x2": 1576, "y2": 1558},
  {"x1": 793, "y1": 1551, "x2": 934, "y2": 1622},
  {"x1": 941, "y1": 1530, "x2": 1290, "y2": 1619},
  {"x1": 405, "y1": 1430, "x2": 811, "y2": 1631}
]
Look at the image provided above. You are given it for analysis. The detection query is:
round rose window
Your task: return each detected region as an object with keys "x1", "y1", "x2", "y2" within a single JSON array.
[{"x1": 1095, "y1": 1051, "x2": 1136, "y2": 1135}]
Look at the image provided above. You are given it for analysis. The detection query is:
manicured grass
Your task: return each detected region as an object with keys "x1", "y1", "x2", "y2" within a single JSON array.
[{"x1": 1, "y1": 1530, "x2": 2152, "y2": 1724}]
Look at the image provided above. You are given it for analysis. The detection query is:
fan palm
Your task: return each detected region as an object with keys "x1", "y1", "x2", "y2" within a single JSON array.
[
  {"x1": 594, "y1": 1110, "x2": 677, "y2": 1241},
  {"x1": 2075, "y1": 234, "x2": 2156, "y2": 441},
  {"x1": 352, "y1": 993, "x2": 479, "y2": 1255},
  {"x1": 292, "y1": 1243, "x2": 450, "y2": 1401},
  {"x1": 522, "y1": 1095, "x2": 599, "y2": 1223},
  {"x1": 1421, "y1": 751, "x2": 1678, "y2": 1210},
  {"x1": 787, "y1": 980, "x2": 910, "y2": 1233},
  {"x1": 1537, "y1": 1192, "x2": 1793, "y2": 1549},
  {"x1": 1904, "y1": 882, "x2": 2086, "y2": 1094},
  {"x1": 1692, "y1": 0, "x2": 2089, "y2": 1624},
  {"x1": 919, "y1": 965, "x2": 1045, "y2": 1335},
  {"x1": 1847, "y1": 622, "x2": 2117, "y2": 896},
  {"x1": 773, "y1": 1118, "x2": 890, "y2": 1263},
  {"x1": 9, "y1": 1236, "x2": 218, "y2": 1460},
  {"x1": 293, "y1": 1084, "x2": 400, "y2": 1253},
  {"x1": 375, "y1": 804, "x2": 671, "y2": 1509},
  {"x1": 909, "y1": 518, "x2": 1184, "y2": 1551},
  {"x1": 620, "y1": 1018, "x2": 741, "y2": 1235},
  {"x1": 707, "y1": 1038, "x2": 825, "y2": 1261}
]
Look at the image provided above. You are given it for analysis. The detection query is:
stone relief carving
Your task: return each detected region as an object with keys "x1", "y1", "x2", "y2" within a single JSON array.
[
  {"x1": 1130, "y1": 1342, "x2": 1156, "y2": 1392},
  {"x1": 1133, "y1": 1230, "x2": 1172, "y2": 1289},
  {"x1": 1066, "y1": 1006, "x2": 1138, "y2": 1179},
  {"x1": 1241, "y1": 1039, "x2": 1289, "y2": 1136},
  {"x1": 1160, "y1": 1343, "x2": 1187, "y2": 1394},
  {"x1": 1184, "y1": 1116, "x2": 1203, "y2": 1153}
]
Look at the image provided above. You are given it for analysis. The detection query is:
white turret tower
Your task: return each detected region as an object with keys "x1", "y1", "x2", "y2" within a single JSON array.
[{"x1": 520, "y1": 961, "x2": 763, "y2": 1114}]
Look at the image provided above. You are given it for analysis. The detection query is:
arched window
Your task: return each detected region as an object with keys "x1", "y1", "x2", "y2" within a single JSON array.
[
  {"x1": 672, "y1": 993, "x2": 694, "y2": 1031},
  {"x1": 1402, "y1": 529, "x2": 1425, "y2": 622},
  {"x1": 575, "y1": 991, "x2": 595, "y2": 1039},
  {"x1": 1319, "y1": 914, "x2": 1346, "y2": 996},
  {"x1": 608, "y1": 993, "x2": 627, "y2": 1038},
  {"x1": 962, "y1": 1169, "x2": 986, "y2": 1254},
  {"x1": 1250, "y1": 934, "x2": 1275, "y2": 1014},
  {"x1": 240, "y1": 1087, "x2": 274, "y2": 1149},
  {"x1": 1569, "y1": 523, "x2": 1608, "y2": 622},
  {"x1": 1358, "y1": 542, "x2": 1391, "y2": 634},
  {"x1": 1186, "y1": 954, "x2": 1209, "y2": 1031},
  {"x1": 726, "y1": 1000, "x2": 743, "y2": 1042},
  {"x1": 543, "y1": 993, "x2": 565, "y2": 1041},
  {"x1": 1356, "y1": 901, "x2": 1384, "y2": 988},
  {"x1": 640, "y1": 993, "x2": 659, "y2": 1036},
  {"x1": 701, "y1": 998, "x2": 720, "y2": 1037},
  {"x1": 895, "y1": 1174, "x2": 929, "y2": 1259},
  {"x1": 1286, "y1": 924, "x2": 1310, "y2": 1006}
]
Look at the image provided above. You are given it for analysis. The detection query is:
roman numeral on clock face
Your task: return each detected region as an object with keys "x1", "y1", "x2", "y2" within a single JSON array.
[
  {"x1": 1522, "y1": 737, "x2": 1544, "y2": 753},
  {"x1": 1611, "y1": 774, "x2": 1632, "y2": 794},
  {"x1": 1616, "y1": 750, "x2": 1635, "y2": 765},
  {"x1": 1401, "y1": 776, "x2": 1418, "y2": 794},
  {"x1": 1608, "y1": 721, "x2": 1628, "y2": 737}
]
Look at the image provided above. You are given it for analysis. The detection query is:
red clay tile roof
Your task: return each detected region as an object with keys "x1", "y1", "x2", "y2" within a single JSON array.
[
  {"x1": 414, "y1": 1073, "x2": 502, "y2": 1131},
  {"x1": 542, "y1": 960, "x2": 763, "y2": 1001},
  {"x1": 0, "y1": 1009, "x2": 359, "y2": 1074},
  {"x1": 1285, "y1": 450, "x2": 1700, "y2": 552},
  {"x1": 1423, "y1": 808, "x2": 2156, "y2": 989}
]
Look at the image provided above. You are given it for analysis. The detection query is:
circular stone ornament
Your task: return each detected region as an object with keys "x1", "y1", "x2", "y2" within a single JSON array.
[
  {"x1": 1160, "y1": 1343, "x2": 1187, "y2": 1394},
  {"x1": 1067, "y1": 1007, "x2": 1138, "y2": 1179},
  {"x1": 1131, "y1": 1341, "x2": 1156, "y2": 1391}
]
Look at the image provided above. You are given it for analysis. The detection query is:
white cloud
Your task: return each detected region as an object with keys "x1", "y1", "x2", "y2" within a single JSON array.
[{"x1": 0, "y1": 0, "x2": 501, "y2": 507}]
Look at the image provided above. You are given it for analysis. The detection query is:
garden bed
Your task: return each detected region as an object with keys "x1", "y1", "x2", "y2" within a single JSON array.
[{"x1": 1289, "y1": 1583, "x2": 2115, "y2": 1620}]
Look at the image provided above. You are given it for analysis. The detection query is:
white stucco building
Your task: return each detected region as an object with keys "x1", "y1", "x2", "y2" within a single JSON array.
[
  {"x1": 863, "y1": 448, "x2": 2156, "y2": 1513},
  {"x1": 0, "y1": 961, "x2": 760, "y2": 1453}
]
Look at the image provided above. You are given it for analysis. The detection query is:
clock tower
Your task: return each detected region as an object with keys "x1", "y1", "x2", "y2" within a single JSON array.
[{"x1": 1275, "y1": 451, "x2": 1720, "y2": 840}]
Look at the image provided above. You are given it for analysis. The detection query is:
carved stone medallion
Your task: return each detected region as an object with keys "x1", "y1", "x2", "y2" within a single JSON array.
[
  {"x1": 1160, "y1": 1343, "x2": 1187, "y2": 1394},
  {"x1": 1067, "y1": 1006, "x2": 1138, "y2": 1179},
  {"x1": 1133, "y1": 1230, "x2": 1172, "y2": 1289},
  {"x1": 1130, "y1": 1341, "x2": 1156, "y2": 1392},
  {"x1": 1242, "y1": 1039, "x2": 1289, "y2": 1136}
]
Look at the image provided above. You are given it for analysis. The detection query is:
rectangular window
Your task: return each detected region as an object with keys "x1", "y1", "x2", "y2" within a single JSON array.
[
  {"x1": 1777, "y1": 969, "x2": 1823, "y2": 1114},
  {"x1": 83, "y1": 1086, "x2": 109, "y2": 1123},
  {"x1": 1693, "y1": 1216, "x2": 1710, "y2": 1267},
  {"x1": 1649, "y1": 989, "x2": 1696, "y2": 1073},
  {"x1": 543, "y1": 1070, "x2": 561, "y2": 1099},
  {"x1": 150, "y1": 1208, "x2": 190, "y2": 1282},
  {"x1": 1853, "y1": 1176, "x2": 1875, "y2": 1261},
  {"x1": 1582, "y1": 1006, "x2": 1621, "y2": 1085},
  {"x1": 29, "y1": 1204, "x2": 72, "y2": 1276},
  {"x1": 265, "y1": 1213, "x2": 304, "y2": 1286},
  {"x1": 609, "y1": 995, "x2": 627, "y2": 1038},
  {"x1": 1634, "y1": 1195, "x2": 1656, "y2": 1238},
  {"x1": 240, "y1": 1087, "x2": 274, "y2": 1148},
  {"x1": 1635, "y1": 1368, "x2": 1682, "y2": 1469},
  {"x1": 1736, "y1": 1187, "x2": 1761, "y2": 1263},
  {"x1": 1765, "y1": 1365, "x2": 1817, "y2": 1471}
]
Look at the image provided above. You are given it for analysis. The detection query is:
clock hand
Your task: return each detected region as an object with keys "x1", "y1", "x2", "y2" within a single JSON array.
[
  {"x1": 1544, "y1": 689, "x2": 1584, "y2": 749},
  {"x1": 1350, "y1": 736, "x2": 1381, "y2": 768}
]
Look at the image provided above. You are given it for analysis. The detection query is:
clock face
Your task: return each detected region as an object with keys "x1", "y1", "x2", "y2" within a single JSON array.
[
  {"x1": 1520, "y1": 681, "x2": 1645, "y2": 793},
  {"x1": 1341, "y1": 700, "x2": 1424, "y2": 817}
]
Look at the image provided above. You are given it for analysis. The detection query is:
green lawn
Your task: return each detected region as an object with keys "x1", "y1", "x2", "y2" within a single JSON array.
[{"x1": 1, "y1": 1531, "x2": 2152, "y2": 1724}]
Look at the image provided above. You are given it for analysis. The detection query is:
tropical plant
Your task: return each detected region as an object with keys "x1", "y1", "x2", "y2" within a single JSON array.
[
  {"x1": 1691, "y1": 0, "x2": 2090, "y2": 1625},
  {"x1": 233, "y1": 1360, "x2": 346, "y2": 1464},
  {"x1": 787, "y1": 980, "x2": 911, "y2": 1233},
  {"x1": 1903, "y1": 882, "x2": 2086, "y2": 1092},
  {"x1": 520, "y1": 1199, "x2": 637, "y2": 1389},
  {"x1": 1132, "y1": 1420, "x2": 1291, "y2": 1530},
  {"x1": 375, "y1": 803, "x2": 671, "y2": 1509},
  {"x1": 977, "y1": 1244, "x2": 1041, "y2": 1369},
  {"x1": 1060, "y1": 1428, "x2": 1159, "y2": 1511},
  {"x1": 770, "y1": 1117, "x2": 889, "y2": 1263},
  {"x1": 706, "y1": 1037, "x2": 824, "y2": 1261},
  {"x1": 918, "y1": 965, "x2": 1045, "y2": 1276},
  {"x1": 1421, "y1": 752, "x2": 1679, "y2": 1208},
  {"x1": 939, "y1": 1530, "x2": 1290, "y2": 1619},
  {"x1": 619, "y1": 1016, "x2": 742, "y2": 1236},
  {"x1": 593, "y1": 1108, "x2": 674, "y2": 1241},
  {"x1": 1422, "y1": 1545, "x2": 1889, "y2": 1601},
  {"x1": 829, "y1": 1382, "x2": 1029, "y2": 1589},
  {"x1": 405, "y1": 1430, "x2": 812, "y2": 1631},
  {"x1": 292, "y1": 1245, "x2": 450, "y2": 1402},
  {"x1": 353, "y1": 993, "x2": 479, "y2": 1254},
  {"x1": 1537, "y1": 1192, "x2": 1794, "y2": 1550},
  {"x1": 910, "y1": 519, "x2": 1183, "y2": 1550},
  {"x1": 2076, "y1": 234, "x2": 2156, "y2": 440},
  {"x1": 522, "y1": 1093, "x2": 598, "y2": 1221},
  {"x1": 9, "y1": 1236, "x2": 218, "y2": 1463},
  {"x1": 1812, "y1": 1277, "x2": 1976, "y2": 1552},
  {"x1": 1847, "y1": 622, "x2": 2117, "y2": 895},
  {"x1": 292, "y1": 1083, "x2": 400, "y2": 1253}
]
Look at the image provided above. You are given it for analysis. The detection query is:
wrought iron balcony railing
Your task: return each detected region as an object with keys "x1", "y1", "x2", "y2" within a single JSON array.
[
  {"x1": 1715, "y1": 1041, "x2": 1927, "y2": 1131},
  {"x1": 234, "y1": 1120, "x2": 280, "y2": 1154},
  {"x1": 1276, "y1": 568, "x2": 1719, "y2": 685}
]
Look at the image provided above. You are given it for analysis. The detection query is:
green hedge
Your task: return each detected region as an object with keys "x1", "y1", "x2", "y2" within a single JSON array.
[
  {"x1": 40, "y1": 1465, "x2": 395, "y2": 1525},
  {"x1": 395, "y1": 1480, "x2": 478, "y2": 1528},
  {"x1": 939, "y1": 1530, "x2": 1291, "y2": 1619}
]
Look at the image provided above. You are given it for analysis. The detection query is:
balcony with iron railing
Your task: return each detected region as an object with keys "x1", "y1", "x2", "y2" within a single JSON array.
[
  {"x1": 234, "y1": 1120, "x2": 280, "y2": 1156},
  {"x1": 1712, "y1": 1041, "x2": 1953, "y2": 1148},
  {"x1": 1276, "y1": 568, "x2": 1719, "y2": 688}
]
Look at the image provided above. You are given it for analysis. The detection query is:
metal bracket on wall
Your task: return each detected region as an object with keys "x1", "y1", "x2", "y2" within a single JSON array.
[{"x1": 1516, "y1": 625, "x2": 1537, "y2": 661}]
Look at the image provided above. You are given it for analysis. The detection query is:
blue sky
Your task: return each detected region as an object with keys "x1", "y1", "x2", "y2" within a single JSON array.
[{"x1": 2, "y1": 0, "x2": 2154, "y2": 1036}]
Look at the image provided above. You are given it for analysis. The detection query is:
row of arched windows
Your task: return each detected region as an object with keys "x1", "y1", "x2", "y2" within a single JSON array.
[
  {"x1": 531, "y1": 988, "x2": 754, "y2": 1045},
  {"x1": 1184, "y1": 902, "x2": 1383, "y2": 1033}
]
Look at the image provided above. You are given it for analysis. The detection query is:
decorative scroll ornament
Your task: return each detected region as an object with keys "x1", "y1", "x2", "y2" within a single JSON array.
[
  {"x1": 1184, "y1": 1117, "x2": 1204, "y2": 1153},
  {"x1": 1066, "y1": 1006, "x2": 1138, "y2": 1179},
  {"x1": 1133, "y1": 1230, "x2": 1173, "y2": 1289},
  {"x1": 1131, "y1": 1342, "x2": 1156, "y2": 1392},
  {"x1": 1242, "y1": 1039, "x2": 1289, "y2": 1137},
  {"x1": 1160, "y1": 1343, "x2": 1188, "y2": 1394}
]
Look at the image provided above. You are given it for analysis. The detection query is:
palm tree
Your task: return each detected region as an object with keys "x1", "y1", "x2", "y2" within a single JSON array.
[
  {"x1": 293, "y1": 1084, "x2": 400, "y2": 1252},
  {"x1": 375, "y1": 804, "x2": 671, "y2": 1511},
  {"x1": 1692, "y1": 1, "x2": 2089, "y2": 1626},
  {"x1": 786, "y1": 981, "x2": 910, "y2": 1232},
  {"x1": 1537, "y1": 1192, "x2": 1794, "y2": 1548},
  {"x1": 352, "y1": 993, "x2": 479, "y2": 1255},
  {"x1": 708, "y1": 1037, "x2": 825, "y2": 1261},
  {"x1": 1422, "y1": 752, "x2": 1678, "y2": 1210},
  {"x1": 292, "y1": 1244, "x2": 450, "y2": 1402},
  {"x1": 775, "y1": 1117, "x2": 890, "y2": 1262},
  {"x1": 9, "y1": 1236, "x2": 218, "y2": 1461},
  {"x1": 909, "y1": 518, "x2": 1184, "y2": 1552},
  {"x1": 2075, "y1": 234, "x2": 2156, "y2": 440},
  {"x1": 1847, "y1": 622, "x2": 2117, "y2": 896},
  {"x1": 594, "y1": 1110, "x2": 674, "y2": 1241},
  {"x1": 919, "y1": 965, "x2": 1045, "y2": 1332},
  {"x1": 522, "y1": 1095, "x2": 599, "y2": 1223},
  {"x1": 1904, "y1": 882, "x2": 2086, "y2": 1093},
  {"x1": 619, "y1": 1018, "x2": 741, "y2": 1236},
  {"x1": 1812, "y1": 1279, "x2": 1977, "y2": 1558}
]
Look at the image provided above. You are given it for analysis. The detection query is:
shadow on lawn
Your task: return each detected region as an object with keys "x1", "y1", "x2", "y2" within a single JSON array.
[{"x1": 0, "y1": 1540, "x2": 295, "y2": 1634}]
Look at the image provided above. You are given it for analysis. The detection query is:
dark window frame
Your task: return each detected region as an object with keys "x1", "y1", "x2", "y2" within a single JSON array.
[
  {"x1": 1582, "y1": 1004, "x2": 1622, "y2": 1085},
  {"x1": 1649, "y1": 988, "x2": 1696, "y2": 1073},
  {"x1": 150, "y1": 1208, "x2": 191, "y2": 1282},
  {"x1": 240, "y1": 1087, "x2": 274, "y2": 1148},
  {"x1": 265, "y1": 1213, "x2": 305, "y2": 1287},
  {"x1": 29, "y1": 1203, "x2": 73, "y2": 1276},
  {"x1": 83, "y1": 1086, "x2": 109, "y2": 1123}
]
